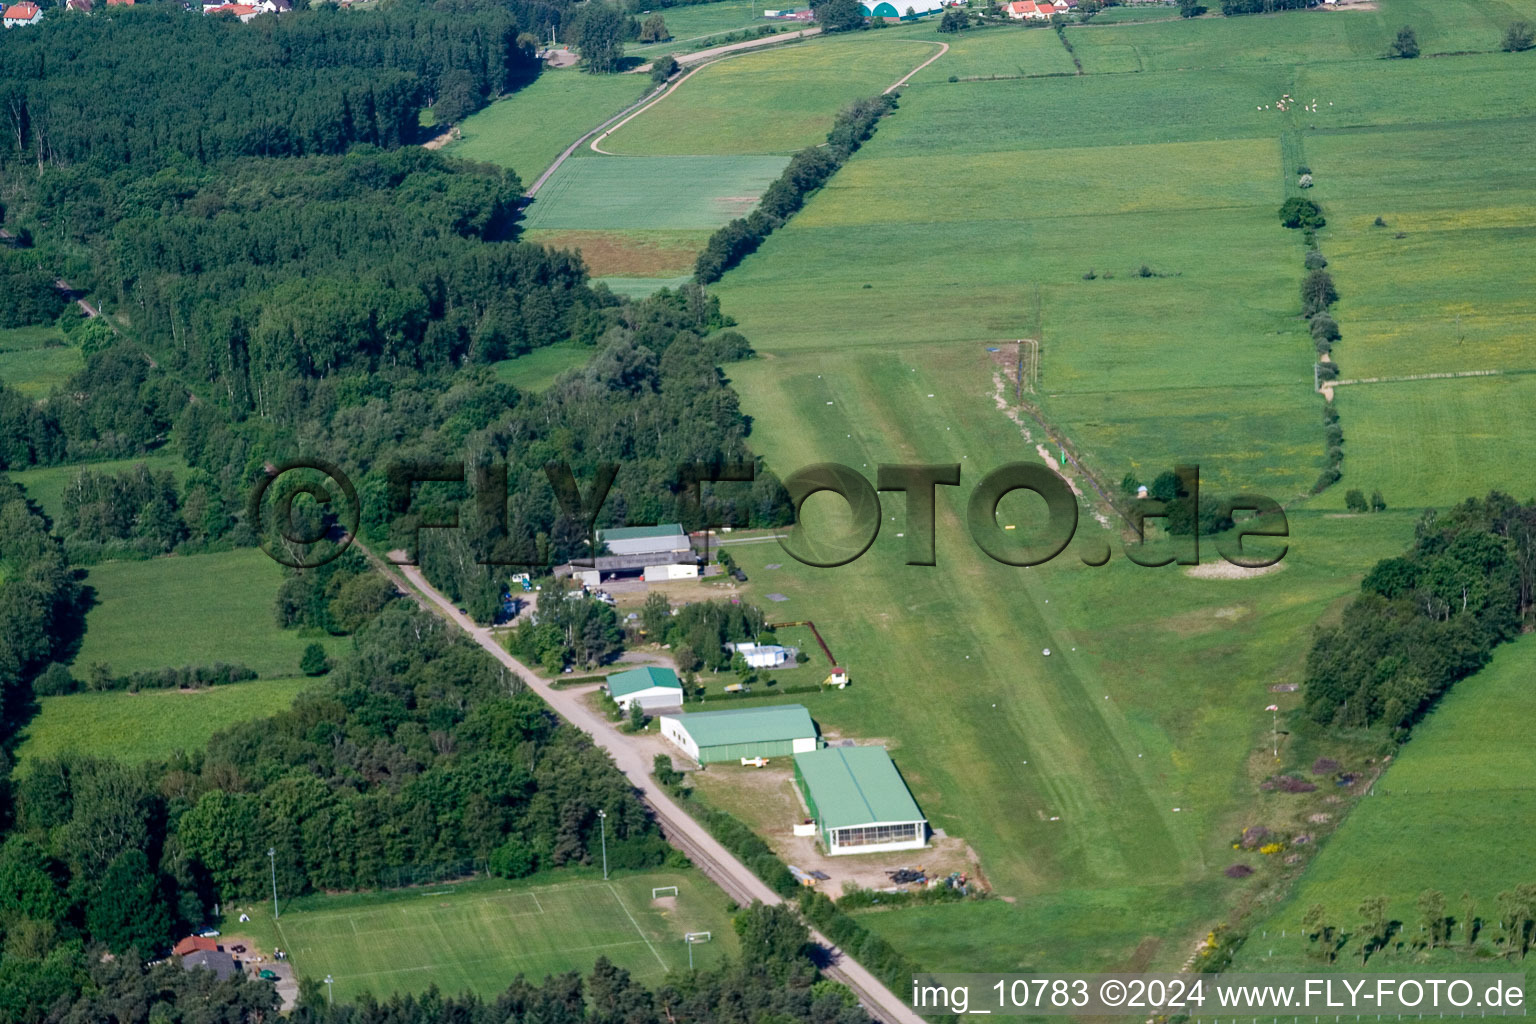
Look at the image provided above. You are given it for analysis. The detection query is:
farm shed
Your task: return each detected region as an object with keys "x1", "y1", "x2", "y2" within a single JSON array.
[
  {"x1": 605, "y1": 666, "x2": 684, "y2": 711},
  {"x1": 793, "y1": 746, "x2": 927, "y2": 855},
  {"x1": 858, "y1": 0, "x2": 939, "y2": 17},
  {"x1": 660, "y1": 704, "x2": 819, "y2": 763},
  {"x1": 598, "y1": 523, "x2": 692, "y2": 558}
]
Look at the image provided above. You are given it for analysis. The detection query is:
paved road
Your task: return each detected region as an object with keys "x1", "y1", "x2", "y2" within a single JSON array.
[
  {"x1": 674, "y1": 26, "x2": 820, "y2": 66},
  {"x1": 355, "y1": 542, "x2": 923, "y2": 1024}
]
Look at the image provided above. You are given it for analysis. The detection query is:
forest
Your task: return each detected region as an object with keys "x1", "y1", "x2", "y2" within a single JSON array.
[{"x1": 1304, "y1": 493, "x2": 1536, "y2": 731}]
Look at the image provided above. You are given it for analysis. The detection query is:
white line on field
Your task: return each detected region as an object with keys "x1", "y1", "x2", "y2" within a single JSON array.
[{"x1": 608, "y1": 883, "x2": 667, "y2": 970}]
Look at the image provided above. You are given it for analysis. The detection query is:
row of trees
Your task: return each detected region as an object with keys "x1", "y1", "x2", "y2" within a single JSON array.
[
  {"x1": 696, "y1": 95, "x2": 896, "y2": 283},
  {"x1": 0, "y1": 475, "x2": 84, "y2": 744},
  {"x1": 1304, "y1": 493, "x2": 1536, "y2": 730},
  {"x1": 1303, "y1": 886, "x2": 1536, "y2": 964}
]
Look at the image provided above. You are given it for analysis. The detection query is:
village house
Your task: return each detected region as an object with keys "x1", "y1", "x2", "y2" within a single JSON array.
[
  {"x1": 3, "y1": 2, "x2": 43, "y2": 26},
  {"x1": 1004, "y1": 0, "x2": 1052, "y2": 19}
]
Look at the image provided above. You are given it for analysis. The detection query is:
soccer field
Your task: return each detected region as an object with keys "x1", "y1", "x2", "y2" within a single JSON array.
[{"x1": 260, "y1": 873, "x2": 737, "y2": 1002}]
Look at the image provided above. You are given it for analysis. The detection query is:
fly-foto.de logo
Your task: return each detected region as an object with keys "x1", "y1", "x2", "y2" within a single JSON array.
[{"x1": 249, "y1": 459, "x2": 1287, "y2": 571}]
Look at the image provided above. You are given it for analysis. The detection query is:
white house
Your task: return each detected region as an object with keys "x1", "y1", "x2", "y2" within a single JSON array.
[
  {"x1": 4, "y1": 3, "x2": 43, "y2": 26},
  {"x1": 728, "y1": 642, "x2": 793, "y2": 670}
]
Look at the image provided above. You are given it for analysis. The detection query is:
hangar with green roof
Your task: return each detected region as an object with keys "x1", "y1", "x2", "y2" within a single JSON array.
[
  {"x1": 605, "y1": 666, "x2": 684, "y2": 712},
  {"x1": 659, "y1": 704, "x2": 820, "y2": 764},
  {"x1": 793, "y1": 746, "x2": 928, "y2": 855}
]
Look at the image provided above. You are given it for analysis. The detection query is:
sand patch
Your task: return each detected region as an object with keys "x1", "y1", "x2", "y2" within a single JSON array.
[{"x1": 1184, "y1": 560, "x2": 1286, "y2": 580}]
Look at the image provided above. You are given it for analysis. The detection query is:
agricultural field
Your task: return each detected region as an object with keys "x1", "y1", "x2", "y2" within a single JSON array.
[
  {"x1": 13, "y1": 677, "x2": 312, "y2": 769},
  {"x1": 601, "y1": 35, "x2": 939, "y2": 155},
  {"x1": 73, "y1": 549, "x2": 351, "y2": 677},
  {"x1": 491, "y1": 342, "x2": 594, "y2": 391},
  {"x1": 0, "y1": 324, "x2": 82, "y2": 398},
  {"x1": 1065, "y1": 0, "x2": 1534, "y2": 74},
  {"x1": 1227, "y1": 636, "x2": 1536, "y2": 992},
  {"x1": 9, "y1": 452, "x2": 187, "y2": 523},
  {"x1": 906, "y1": 24, "x2": 1075, "y2": 82},
  {"x1": 626, "y1": 0, "x2": 773, "y2": 57},
  {"x1": 503, "y1": 33, "x2": 945, "y2": 287},
  {"x1": 450, "y1": 71, "x2": 645, "y2": 184},
  {"x1": 237, "y1": 871, "x2": 738, "y2": 1003},
  {"x1": 691, "y1": 1, "x2": 1536, "y2": 976},
  {"x1": 520, "y1": 155, "x2": 791, "y2": 232}
]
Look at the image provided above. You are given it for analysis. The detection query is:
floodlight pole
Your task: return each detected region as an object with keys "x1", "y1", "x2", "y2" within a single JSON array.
[
  {"x1": 598, "y1": 809, "x2": 608, "y2": 880},
  {"x1": 268, "y1": 847, "x2": 279, "y2": 920}
]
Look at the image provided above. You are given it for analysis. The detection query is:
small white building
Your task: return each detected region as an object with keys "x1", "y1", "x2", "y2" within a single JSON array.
[
  {"x1": 728, "y1": 641, "x2": 793, "y2": 669},
  {"x1": 643, "y1": 563, "x2": 698, "y2": 582},
  {"x1": 605, "y1": 666, "x2": 684, "y2": 712}
]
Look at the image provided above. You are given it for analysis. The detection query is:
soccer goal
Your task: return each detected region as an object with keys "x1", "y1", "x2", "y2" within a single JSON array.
[
  {"x1": 684, "y1": 932, "x2": 711, "y2": 943},
  {"x1": 652, "y1": 886, "x2": 679, "y2": 899}
]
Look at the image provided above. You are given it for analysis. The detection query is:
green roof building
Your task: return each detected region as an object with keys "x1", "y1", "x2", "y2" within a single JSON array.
[
  {"x1": 858, "y1": 0, "x2": 940, "y2": 18},
  {"x1": 605, "y1": 666, "x2": 684, "y2": 711},
  {"x1": 597, "y1": 523, "x2": 691, "y2": 557},
  {"x1": 660, "y1": 704, "x2": 820, "y2": 764},
  {"x1": 793, "y1": 746, "x2": 927, "y2": 855}
]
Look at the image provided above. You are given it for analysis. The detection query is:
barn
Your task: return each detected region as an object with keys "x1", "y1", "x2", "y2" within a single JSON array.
[
  {"x1": 598, "y1": 524, "x2": 691, "y2": 558},
  {"x1": 858, "y1": 0, "x2": 940, "y2": 18},
  {"x1": 793, "y1": 746, "x2": 927, "y2": 855},
  {"x1": 660, "y1": 704, "x2": 819, "y2": 764},
  {"x1": 605, "y1": 666, "x2": 684, "y2": 712}
]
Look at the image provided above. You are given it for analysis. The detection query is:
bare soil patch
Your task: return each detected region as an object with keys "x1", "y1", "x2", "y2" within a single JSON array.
[
  {"x1": 525, "y1": 229, "x2": 703, "y2": 277},
  {"x1": 1184, "y1": 559, "x2": 1286, "y2": 580}
]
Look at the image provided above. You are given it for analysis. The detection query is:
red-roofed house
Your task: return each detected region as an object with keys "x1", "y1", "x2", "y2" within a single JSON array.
[
  {"x1": 204, "y1": 2, "x2": 258, "y2": 19},
  {"x1": 4, "y1": 2, "x2": 42, "y2": 26},
  {"x1": 172, "y1": 936, "x2": 223, "y2": 957},
  {"x1": 65, "y1": 0, "x2": 92, "y2": 12},
  {"x1": 1005, "y1": 0, "x2": 1049, "y2": 17},
  {"x1": 106, "y1": 0, "x2": 136, "y2": 6}
]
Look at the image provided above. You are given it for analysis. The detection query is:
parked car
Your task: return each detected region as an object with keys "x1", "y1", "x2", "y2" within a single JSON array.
[{"x1": 258, "y1": 969, "x2": 279, "y2": 982}]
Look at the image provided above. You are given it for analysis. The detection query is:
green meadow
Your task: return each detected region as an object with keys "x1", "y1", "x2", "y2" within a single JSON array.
[
  {"x1": 520, "y1": 155, "x2": 791, "y2": 231},
  {"x1": 626, "y1": 0, "x2": 772, "y2": 56},
  {"x1": 907, "y1": 25, "x2": 1075, "y2": 82},
  {"x1": 14, "y1": 677, "x2": 311, "y2": 768},
  {"x1": 0, "y1": 324, "x2": 82, "y2": 398},
  {"x1": 1066, "y1": 0, "x2": 1535, "y2": 73},
  {"x1": 491, "y1": 343, "x2": 593, "y2": 391},
  {"x1": 602, "y1": 35, "x2": 939, "y2": 156},
  {"x1": 1227, "y1": 636, "x2": 1536, "y2": 1011},
  {"x1": 690, "y1": 0, "x2": 1536, "y2": 976},
  {"x1": 9, "y1": 452, "x2": 187, "y2": 523},
  {"x1": 73, "y1": 549, "x2": 352, "y2": 677},
  {"x1": 450, "y1": 71, "x2": 644, "y2": 183},
  {"x1": 238, "y1": 871, "x2": 738, "y2": 1003}
]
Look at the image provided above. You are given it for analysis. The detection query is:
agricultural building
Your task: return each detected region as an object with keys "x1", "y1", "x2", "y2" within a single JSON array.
[
  {"x1": 605, "y1": 666, "x2": 684, "y2": 711},
  {"x1": 660, "y1": 704, "x2": 819, "y2": 763},
  {"x1": 793, "y1": 746, "x2": 927, "y2": 855},
  {"x1": 558, "y1": 523, "x2": 700, "y2": 585},
  {"x1": 599, "y1": 523, "x2": 691, "y2": 557},
  {"x1": 858, "y1": 0, "x2": 939, "y2": 17}
]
